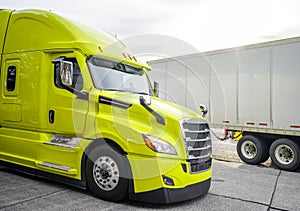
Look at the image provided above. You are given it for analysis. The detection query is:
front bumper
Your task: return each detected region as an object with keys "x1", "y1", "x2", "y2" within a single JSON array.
[
  {"x1": 129, "y1": 178, "x2": 211, "y2": 204},
  {"x1": 127, "y1": 153, "x2": 212, "y2": 204}
]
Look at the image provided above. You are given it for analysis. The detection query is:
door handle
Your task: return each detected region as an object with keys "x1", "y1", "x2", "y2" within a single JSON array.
[{"x1": 49, "y1": 110, "x2": 55, "y2": 123}]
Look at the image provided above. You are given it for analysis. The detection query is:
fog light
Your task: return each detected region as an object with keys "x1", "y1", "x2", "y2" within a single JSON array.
[{"x1": 162, "y1": 175, "x2": 175, "y2": 186}]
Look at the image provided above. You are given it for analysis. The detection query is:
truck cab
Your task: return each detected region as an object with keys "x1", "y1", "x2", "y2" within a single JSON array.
[{"x1": 0, "y1": 9, "x2": 212, "y2": 203}]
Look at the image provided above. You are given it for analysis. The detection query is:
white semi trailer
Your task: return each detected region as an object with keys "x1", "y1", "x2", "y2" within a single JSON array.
[{"x1": 149, "y1": 37, "x2": 300, "y2": 171}]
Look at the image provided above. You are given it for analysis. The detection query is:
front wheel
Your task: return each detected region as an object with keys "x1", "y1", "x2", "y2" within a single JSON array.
[
  {"x1": 269, "y1": 138, "x2": 300, "y2": 171},
  {"x1": 86, "y1": 145, "x2": 130, "y2": 202},
  {"x1": 237, "y1": 135, "x2": 269, "y2": 165}
]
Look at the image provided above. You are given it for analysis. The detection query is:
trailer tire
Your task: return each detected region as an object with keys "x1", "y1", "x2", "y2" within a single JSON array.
[
  {"x1": 237, "y1": 135, "x2": 269, "y2": 165},
  {"x1": 269, "y1": 139, "x2": 300, "y2": 171},
  {"x1": 86, "y1": 145, "x2": 130, "y2": 202}
]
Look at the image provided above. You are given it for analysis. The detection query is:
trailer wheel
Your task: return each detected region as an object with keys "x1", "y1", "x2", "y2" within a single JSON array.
[
  {"x1": 86, "y1": 145, "x2": 130, "y2": 202},
  {"x1": 237, "y1": 135, "x2": 269, "y2": 164},
  {"x1": 269, "y1": 139, "x2": 300, "y2": 171}
]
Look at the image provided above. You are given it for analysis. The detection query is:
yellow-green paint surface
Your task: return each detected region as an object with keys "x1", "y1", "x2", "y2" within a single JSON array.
[{"x1": 0, "y1": 9, "x2": 211, "y2": 195}]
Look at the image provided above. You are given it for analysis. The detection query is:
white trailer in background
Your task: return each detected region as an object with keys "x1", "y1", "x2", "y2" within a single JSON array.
[{"x1": 149, "y1": 37, "x2": 300, "y2": 171}]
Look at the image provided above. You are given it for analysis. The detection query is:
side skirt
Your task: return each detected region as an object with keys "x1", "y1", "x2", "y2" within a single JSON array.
[{"x1": 0, "y1": 160, "x2": 86, "y2": 190}]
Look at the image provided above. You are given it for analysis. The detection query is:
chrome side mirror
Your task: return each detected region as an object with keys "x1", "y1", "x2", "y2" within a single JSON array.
[
  {"x1": 199, "y1": 104, "x2": 208, "y2": 118},
  {"x1": 153, "y1": 81, "x2": 159, "y2": 97},
  {"x1": 60, "y1": 61, "x2": 73, "y2": 86}
]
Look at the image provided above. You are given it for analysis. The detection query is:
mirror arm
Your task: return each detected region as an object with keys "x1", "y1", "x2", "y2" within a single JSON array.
[
  {"x1": 52, "y1": 56, "x2": 66, "y2": 64},
  {"x1": 61, "y1": 83, "x2": 89, "y2": 100}
]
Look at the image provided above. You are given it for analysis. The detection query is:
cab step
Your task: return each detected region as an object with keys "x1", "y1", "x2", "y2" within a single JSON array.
[{"x1": 37, "y1": 162, "x2": 77, "y2": 175}]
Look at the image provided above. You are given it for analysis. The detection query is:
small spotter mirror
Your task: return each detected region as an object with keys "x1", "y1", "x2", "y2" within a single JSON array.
[
  {"x1": 199, "y1": 104, "x2": 208, "y2": 118},
  {"x1": 60, "y1": 61, "x2": 73, "y2": 86},
  {"x1": 153, "y1": 81, "x2": 159, "y2": 97}
]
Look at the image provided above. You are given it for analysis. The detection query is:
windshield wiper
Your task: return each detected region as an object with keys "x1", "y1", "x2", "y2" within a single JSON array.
[
  {"x1": 103, "y1": 89, "x2": 150, "y2": 96},
  {"x1": 102, "y1": 88, "x2": 126, "y2": 92},
  {"x1": 134, "y1": 92, "x2": 149, "y2": 95}
]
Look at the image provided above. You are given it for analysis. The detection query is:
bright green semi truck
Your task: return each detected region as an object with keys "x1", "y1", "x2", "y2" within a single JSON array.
[{"x1": 0, "y1": 9, "x2": 212, "y2": 203}]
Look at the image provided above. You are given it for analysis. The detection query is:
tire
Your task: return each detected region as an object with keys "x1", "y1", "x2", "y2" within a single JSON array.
[
  {"x1": 237, "y1": 135, "x2": 269, "y2": 165},
  {"x1": 269, "y1": 138, "x2": 300, "y2": 171},
  {"x1": 86, "y1": 145, "x2": 130, "y2": 202}
]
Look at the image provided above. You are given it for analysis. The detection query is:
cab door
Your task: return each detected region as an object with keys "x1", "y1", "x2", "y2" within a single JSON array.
[
  {"x1": 47, "y1": 52, "x2": 89, "y2": 136},
  {"x1": 35, "y1": 52, "x2": 89, "y2": 176}
]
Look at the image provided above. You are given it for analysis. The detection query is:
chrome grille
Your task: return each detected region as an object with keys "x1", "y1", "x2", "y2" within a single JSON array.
[{"x1": 181, "y1": 118, "x2": 212, "y2": 173}]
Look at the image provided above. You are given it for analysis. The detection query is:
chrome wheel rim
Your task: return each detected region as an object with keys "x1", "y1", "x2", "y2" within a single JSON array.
[
  {"x1": 93, "y1": 156, "x2": 120, "y2": 191},
  {"x1": 275, "y1": 144, "x2": 294, "y2": 165},
  {"x1": 241, "y1": 141, "x2": 257, "y2": 159}
]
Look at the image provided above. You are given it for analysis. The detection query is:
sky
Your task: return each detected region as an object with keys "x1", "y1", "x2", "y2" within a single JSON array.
[{"x1": 1, "y1": 0, "x2": 300, "y2": 61}]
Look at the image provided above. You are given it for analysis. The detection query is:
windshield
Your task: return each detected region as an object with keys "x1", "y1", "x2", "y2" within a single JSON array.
[{"x1": 87, "y1": 56, "x2": 153, "y2": 95}]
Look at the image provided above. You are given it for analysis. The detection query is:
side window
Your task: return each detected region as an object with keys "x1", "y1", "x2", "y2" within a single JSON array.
[
  {"x1": 54, "y1": 58, "x2": 83, "y2": 91},
  {"x1": 3, "y1": 60, "x2": 20, "y2": 97},
  {"x1": 7, "y1": 66, "x2": 17, "y2": 91}
]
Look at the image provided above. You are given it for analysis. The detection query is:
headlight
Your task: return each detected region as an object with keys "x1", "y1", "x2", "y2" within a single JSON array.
[{"x1": 142, "y1": 134, "x2": 177, "y2": 155}]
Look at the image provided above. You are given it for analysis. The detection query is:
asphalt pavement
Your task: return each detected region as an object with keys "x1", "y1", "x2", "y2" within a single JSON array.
[{"x1": 0, "y1": 129, "x2": 299, "y2": 210}]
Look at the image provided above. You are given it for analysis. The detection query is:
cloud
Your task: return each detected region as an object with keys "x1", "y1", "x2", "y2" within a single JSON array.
[
  {"x1": 2, "y1": 0, "x2": 300, "y2": 55},
  {"x1": 121, "y1": 34, "x2": 199, "y2": 58}
]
